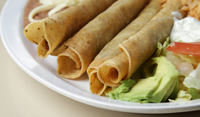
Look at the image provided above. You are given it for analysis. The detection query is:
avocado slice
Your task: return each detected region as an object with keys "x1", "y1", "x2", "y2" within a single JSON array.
[
  {"x1": 167, "y1": 77, "x2": 179, "y2": 100},
  {"x1": 161, "y1": 78, "x2": 178, "y2": 102},
  {"x1": 111, "y1": 56, "x2": 179, "y2": 103},
  {"x1": 149, "y1": 78, "x2": 177, "y2": 103},
  {"x1": 147, "y1": 57, "x2": 179, "y2": 103}
]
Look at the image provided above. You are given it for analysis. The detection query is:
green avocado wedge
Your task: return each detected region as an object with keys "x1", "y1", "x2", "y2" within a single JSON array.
[
  {"x1": 166, "y1": 77, "x2": 179, "y2": 100},
  {"x1": 143, "y1": 57, "x2": 179, "y2": 103},
  {"x1": 109, "y1": 56, "x2": 179, "y2": 103}
]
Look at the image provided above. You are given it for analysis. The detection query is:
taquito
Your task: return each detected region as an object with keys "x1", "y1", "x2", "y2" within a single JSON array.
[
  {"x1": 24, "y1": 0, "x2": 116, "y2": 58},
  {"x1": 98, "y1": 0, "x2": 183, "y2": 87},
  {"x1": 57, "y1": 0, "x2": 149, "y2": 79},
  {"x1": 87, "y1": 0, "x2": 161, "y2": 95}
]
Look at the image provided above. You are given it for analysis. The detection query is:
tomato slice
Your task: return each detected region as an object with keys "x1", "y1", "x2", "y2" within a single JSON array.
[{"x1": 167, "y1": 42, "x2": 200, "y2": 56}]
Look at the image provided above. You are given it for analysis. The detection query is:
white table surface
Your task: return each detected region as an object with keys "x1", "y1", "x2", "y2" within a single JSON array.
[{"x1": 1, "y1": 0, "x2": 200, "y2": 117}]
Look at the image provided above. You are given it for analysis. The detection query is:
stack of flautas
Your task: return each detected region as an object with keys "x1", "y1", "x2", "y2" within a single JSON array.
[
  {"x1": 24, "y1": 0, "x2": 185, "y2": 96},
  {"x1": 57, "y1": 0, "x2": 149, "y2": 79},
  {"x1": 88, "y1": 0, "x2": 183, "y2": 95}
]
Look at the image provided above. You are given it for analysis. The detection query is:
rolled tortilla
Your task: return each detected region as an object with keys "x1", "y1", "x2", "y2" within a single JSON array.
[
  {"x1": 89, "y1": 70, "x2": 107, "y2": 95},
  {"x1": 87, "y1": 0, "x2": 161, "y2": 95},
  {"x1": 24, "y1": 0, "x2": 116, "y2": 58},
  {"x1": 98, "y1": 0, "x2": 183, "y2": 87},
  {"x1": 57, "y1": 0, "x2": 149, "y2": 79}
]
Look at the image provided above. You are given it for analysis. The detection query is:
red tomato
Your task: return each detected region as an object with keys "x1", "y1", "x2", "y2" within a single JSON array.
[{"x1": 167, "y1": 42, "x2": 200, "y2": 56}]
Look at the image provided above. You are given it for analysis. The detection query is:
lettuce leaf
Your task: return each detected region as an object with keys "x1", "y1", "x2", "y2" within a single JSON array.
[
  {"x1": 168, "y1": 90, "x2": 192, "y2": 102},
  {"x1": 109, "y1": 79, "x2": 136, "y2": 99},
  {"x1": 183, "y1": 63, "x2": 200, "y2": 90},
  {"x1": 188, "y1": 88, "x2": 200, "y2": 100}
]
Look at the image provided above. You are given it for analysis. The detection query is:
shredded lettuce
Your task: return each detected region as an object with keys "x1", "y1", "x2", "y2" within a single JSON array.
[
  {"x1": 188, "y1": 88, "x2": 200, "y2": 100},
  {"x1": 109, "y1": 79, "x2": 136, "y2": 99},
  {"x1": 183, "y1": 63, "x2": 200, "y2": 90},
  {"x1": 154, "y1": 37, "x2": 170, "y2": 57},
  {"x1": 169, "y1": 90, "x2": 192, "y2": 102}
]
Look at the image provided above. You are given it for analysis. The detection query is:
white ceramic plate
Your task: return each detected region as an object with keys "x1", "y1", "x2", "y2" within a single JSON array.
[{"x1": 1, "y1": 0, "x2": 200, "y2": 114}]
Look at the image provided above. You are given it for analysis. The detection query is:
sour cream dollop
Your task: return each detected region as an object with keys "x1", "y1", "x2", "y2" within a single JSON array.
[
  {"x1": 28, "y1": 0, "x2": 82, "y2": 23},
  {"x1": 170, "y1": 15, "x2": 200, "y2": 42}
]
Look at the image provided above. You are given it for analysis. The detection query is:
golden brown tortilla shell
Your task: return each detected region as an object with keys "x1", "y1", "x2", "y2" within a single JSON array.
[
  {"x1": 89, "y1": 70, "x2": 107, "y2": 95},
  {"x1": 57, "y1": 0, "x2": 149, "y2": 79},
  {"x1": 87, "y1": 0, "x2": 161, "y2": 94},
  {"x1": 24, "y1": 0, "x2": 116, "y2": 58},
  {"x1": 98, "y1": 0, "x2": 183, "y2": 87}
]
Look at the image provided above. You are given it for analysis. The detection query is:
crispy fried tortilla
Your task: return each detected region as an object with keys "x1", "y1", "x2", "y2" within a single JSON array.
[
  {"x1": 97, "y1": 0, "x2": 183, "y2": 87},
  {"x1": 57, "y1": 0, "x2": 149, "y2": 79},
  {"x1": 87, "y1": 0, "x2": 161, "y2": 95},
  {"x1": 89, "y1": 70, "x2": 107, "y2": 95},
  {"x1": 24, "y1": 0, "x2": 116, "y2": 58}
]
